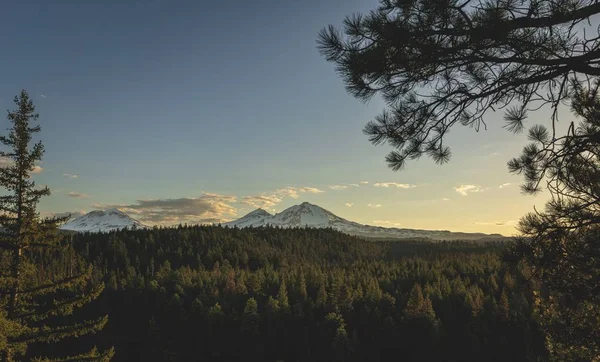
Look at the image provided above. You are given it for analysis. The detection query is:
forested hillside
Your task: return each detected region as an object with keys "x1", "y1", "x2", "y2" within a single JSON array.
[{"x1": 28, "y1": 226, "x2": 546, "y2": 361}]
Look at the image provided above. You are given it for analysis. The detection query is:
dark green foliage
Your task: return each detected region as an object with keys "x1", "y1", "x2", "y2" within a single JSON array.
[
  {"x1": 319, "y1": 2, "x2": 600, "y2": 358},
  {"x1": 0, "y1": 91, "x2": 112, "y2": 361},
  {"x1": 505, "y1": 82, "x2": 600, "y2": 361},
  {"x1": 318, "y1": 0, "x2": 600, "y2": 172},
  {"x1": 36, "y1": 225, "x2": 547, "y2": 361}
]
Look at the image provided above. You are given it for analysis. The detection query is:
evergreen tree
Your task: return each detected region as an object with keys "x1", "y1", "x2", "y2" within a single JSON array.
[
  {"x1": 318, "y1": 0, "x2": 600, "y2": 172},
  {"x1": 404, "y1": 284, "x2": 436, "y2": 322},
  {"x1": 319, "y1": 1, "x2": 600, "y2": 357},
  {"x1": 316, "y1": 283, "x2": 328, "y2": 307},
  {"x1": 241, "y1": 298, "x2": 260, "y2": 336},
  {"x1": 277, "y1": 279, "x2": 290, "y2": 312},
  {"x1": 0, "y1": 91, "x2": 112, "y2": 361},
  {"x1": 323, "y1": 313, "x2": 352, "y2": 362},
  {"x1": 298, "y1": 271, "x2": 308, "y2": 300},
  {"x1": 506, "y1": 82, "x2": 600, "y2": 360}
]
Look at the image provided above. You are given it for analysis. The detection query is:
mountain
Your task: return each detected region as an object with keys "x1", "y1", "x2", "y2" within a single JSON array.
[
  {"x1": 226, "y1": 208, "x2": 273, "y2": 228},
  {"x1": 224, "y1": 202, "x2": 505, "y2": 241},
  {"x1": 60, "y1": 208, "x2": 147, "y2": 233}
]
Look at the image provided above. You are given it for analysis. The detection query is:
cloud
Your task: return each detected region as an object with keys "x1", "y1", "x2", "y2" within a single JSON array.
[
  {"x1": 350, "y1": 184, "x2": 359, "y2": 187},
  {"x1": 0, "y1": 157, "x2": 12, "y2": 167},
  {"x1": 67, "y1": 191, "x2": 89, "y2": 199},
  {"x1": 275, "y1": 186, "x2": 324, "y2": 199},
  {"x1": 97, "y1": 193, "x2": 239, "y2": 226},
  {"x1": 373, "y1": 182, "x2": 416, "y2": 189},
  {"x1": 442, "y1": 198, "x2": 451, "y2": 201},
  {"x1": 499, "y1": 183, "x2": 512, "y2": 189},
  {"x1": 345, "y1": 203, "x2": 354, "y2": 207},
  {"x1": 239, "y1": 186, "x2": 325, "y2": 210},
  {"x1": 329, "y1": 185, "x2": 348, "y2": 191},
  {"x1": 368, "y1": 204, "x2": 382, "y2": 208},
  {"x1": 63, "y1": 173, "x2": 79, "y2": 179},
  {"x1": 455, "y1": 184, "x2": 484, "y2": 196},
  {"x1": 359, "y1": 181, "x2": 369, "y2": 185},
  {"x1": 296, "y1": 187, "x2": 324, "y2": 194},
  {"x1": 491, "y1": 152, "x2": 501, "y2": 156},
  {"x1": 0, "y1": 157, "x2": 43, "y2": 174},
  {"x1": 40, "y1": 94, "x2": 47, "y2": 99},
  {"x1": 241, "y1": 195, "x2": 282, "y2": 209},
  {"x1": 45, "y1": 210, "x2": 86, "y2": 220}
]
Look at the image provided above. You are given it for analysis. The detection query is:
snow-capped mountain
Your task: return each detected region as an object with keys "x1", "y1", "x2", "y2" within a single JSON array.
[
  {"x1": 227, "y1": 208, "x2": 273, "y2": 228},
  {"x1": 224, "y1": 202, "x2": 505, "y2": 241},
  {"x1": 60, "y1": 208, "x2": 147, "y2": 233}
]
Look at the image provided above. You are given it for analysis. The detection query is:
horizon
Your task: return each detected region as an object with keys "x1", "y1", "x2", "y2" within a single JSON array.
[
  {"x1": 66, "y1": 201, "x2": 507, "y2": 237},
  {"x1": 1, "y1": 0, "x2": 553, "y2": 236}
]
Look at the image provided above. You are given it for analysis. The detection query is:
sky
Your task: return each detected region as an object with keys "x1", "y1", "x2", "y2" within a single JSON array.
[{"x1": 0, "y1": 0, "x2": 562, "y2": 235}]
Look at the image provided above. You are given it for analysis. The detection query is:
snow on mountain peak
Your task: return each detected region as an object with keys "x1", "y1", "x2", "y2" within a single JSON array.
[
  {"x1": 60, "y1": 209, "x2": 146, "y2": 233},
  {"x1": 223, "y1": 208, "x2": 272, "y2": 228},
  {"x1": 224, "y1": 202, "x2": 505, "y2": 241},
  {"x1": 246, "y1": 208, "x2": 272, "y2": 217}
]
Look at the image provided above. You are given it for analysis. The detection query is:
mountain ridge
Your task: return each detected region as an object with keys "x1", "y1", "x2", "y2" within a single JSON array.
[
  {"x1": 60, "y1": 208, "x2": 146, "y2": 233},
  {"x1": 225, "y1": 202, "x2": 505, "y2": 241},
  {"x1": 58, "y1": 203, "x2": 506, "y2": 240}
]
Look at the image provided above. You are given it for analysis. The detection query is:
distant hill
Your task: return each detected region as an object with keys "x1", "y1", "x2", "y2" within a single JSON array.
[
  {"x1": 224, "y1": 202, "x2": 505, "y2": 241},
  {"x1": 60, "y1": 208, "x2": 146, "y2": 233}
]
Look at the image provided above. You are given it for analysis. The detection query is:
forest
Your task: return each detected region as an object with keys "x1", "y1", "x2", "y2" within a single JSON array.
[
  {"x1": 3, "y1": 0, "x2": 600, "y2": 360},
  {"x1": 26, "y1": 226, "x2": 546, "y2": 362}
]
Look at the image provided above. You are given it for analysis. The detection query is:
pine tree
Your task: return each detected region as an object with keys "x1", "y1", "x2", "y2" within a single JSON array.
[
  {"x1": 277, "y1": 279, "x2": 290, "y2": 312},
  {"x1": 323, "y1": 313, "x2": 352, "y2": 362},
  {"x1": 319, "y1": 0, "x2": 600, "y2": 172},
  {"x1": 404, "y1": 284, "x2": 436, "y2": 322},
  {"x1": 316, "y1": 283, "x2": 328, "y2": 307},
  {"x1": 320, "y1": 2, "x2": 600, "y2": 357},
  {"x1": 241, "y1": 298, "x2": 260, "y2": 336},
  {"x1": 298, "y1": 271, "x2": 308, "y2": 300},
  {"x1": 0, "y1": 91, "x2": 113, "y2": 361}
]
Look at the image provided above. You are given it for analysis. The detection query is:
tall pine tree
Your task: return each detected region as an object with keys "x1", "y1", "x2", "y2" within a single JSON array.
[{"x1": 0, "y1": 90, "x2": 113, "y2": 361}]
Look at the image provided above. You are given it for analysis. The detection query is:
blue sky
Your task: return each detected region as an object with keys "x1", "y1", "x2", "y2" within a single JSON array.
[{"x1": 0, "y1": 0, "x2": 555, "y2": 234}]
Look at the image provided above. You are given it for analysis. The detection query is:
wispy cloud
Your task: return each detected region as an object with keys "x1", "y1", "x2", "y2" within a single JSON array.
[
  {"x1": 329, "y1": 185, "x2": 348, "y2": 191},
  {"x1": 63, "y1": 173, "x2": 79, "y2": 179},
  {"x1": 368, "y1": 204, "x2": 382, "y2": 208},
  {"x1": 0, "y1": 157, "x2": 42, "y2": 174},
  {"x1": 442, "y1": 198, "x2": 451, "y2": 201},
  {"x1": 275, "y1": 186, "x2": 324, "y2": 199},
  {"x1": 499, "y1": 183, "x2": 512, "y2": 189},
  {"x1": 241, "y1": 195, "x2": 282, "y2": 209},
  {"x1": 97, "y1": 193, "x2": 239, "y2": 226},
  {"x1": 40, "y1": 94, "x2": 47, "y2": 99},
  {"x1": 67, "y1": 191, "x2": 89, "y2": 199},
  {"x1": 350, "y1": 183, "x2": 360, "y2": 187},
  {"x1": 345, "y1": 202, "x2": 354, "y2": 207},
  {"x1": 491, "y1": 152, "x2": 501, "y2": 156},
  {"x1": 455, "y1": 184, "x2": 485, "y2": 196},
  {"x1": 296, "y1": 187, "x2": 325, "y2": 194},
  {"x1": 43, "y1": 210, "x2": 86, "y2": 221},
  {"x1": 0, "y1": 157, "x2": 11, "y2": 167},
  {"x1": 238, "y1": 186, "x2": 325, "y2": 210},
  {"x1": 359, "y1": 181, "x2": 369, "y2": 185},
  {"x1": 373, "y1": 182, "x2": 416, "y2": 189}
]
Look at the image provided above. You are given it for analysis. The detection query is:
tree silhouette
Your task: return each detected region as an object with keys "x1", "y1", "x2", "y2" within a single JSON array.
[
  {"x1": 319, "y1": 2, "x2": 600, "y2": 358},
  {"x1": 0, "y1": 91, "x2": 112, "y2": 361},
  {"x1": 318, "y1": 0, "x2": 600, "y2": 177}
]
